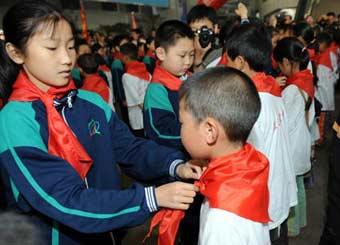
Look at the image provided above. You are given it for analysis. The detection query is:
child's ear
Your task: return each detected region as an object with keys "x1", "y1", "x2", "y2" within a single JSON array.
[
  {"x1": 155, "y1": 47, "x2": 166, "y2": 61},
  {"x1": 202, "y1": 117, "x2": 219, "y2": 145},
  {"x1": 5, "y1": 43, "x2": 24, "y2": 64},
  {"x1": 235, "y1": 55, "x2": 246, "y2": 71}
]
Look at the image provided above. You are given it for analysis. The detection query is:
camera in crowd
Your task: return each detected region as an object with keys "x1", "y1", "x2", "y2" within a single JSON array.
[{"x1": 194, "y1": 25, "x2": 215, "y2": 48}]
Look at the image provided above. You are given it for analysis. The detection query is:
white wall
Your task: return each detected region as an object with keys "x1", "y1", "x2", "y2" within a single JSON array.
[{"x1": 256, "y1": 0, "x2": 298, "y2": 16}]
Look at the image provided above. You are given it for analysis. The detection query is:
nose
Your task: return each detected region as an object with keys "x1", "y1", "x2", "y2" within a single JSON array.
[
  {"x1": 184, "y1": 55, "x2": 192, "y2": 66},
  {"x1": 60, "y1": 47, "x2": 75, "y2": 66}
]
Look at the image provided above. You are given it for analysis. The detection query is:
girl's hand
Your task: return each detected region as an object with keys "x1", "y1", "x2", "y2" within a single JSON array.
[
  {"x1": 176, "y1": 161, "x2": 206, "y2": 180},
  {"x1": 276, "y1": 76, "x2": 287, "y2": 87},
  {"x1": 155, "y1": 182, "x2": 199, "y2": 210}
]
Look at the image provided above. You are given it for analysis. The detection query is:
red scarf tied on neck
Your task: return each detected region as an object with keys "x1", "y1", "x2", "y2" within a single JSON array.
[
  {"x1": 145, "y1": 143, "x2": 270, "y2": 245},
  {"x1": 125, "y1": 61, "x2": 151, "y2": 81},
  {"x1": 152, "y1": 64, "x2": 188, "y2": 91},
  {"x1": 9, "y1": 70, "x2": 93, "y2": 180},
  {"x1": 286, "y1": 69, "x2": 314, "y2": 99},
  {"x1": 251, "y1": 72, "x2": 282, "y2": 97}
]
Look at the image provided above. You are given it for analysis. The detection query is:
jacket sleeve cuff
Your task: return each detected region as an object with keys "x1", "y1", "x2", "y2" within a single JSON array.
[
  {"x1": 144, "y1": 187, "x2": 158, "y2": 212},
  {"x1": 169, "y1": 159, "x2": 185, "y2": 179}
]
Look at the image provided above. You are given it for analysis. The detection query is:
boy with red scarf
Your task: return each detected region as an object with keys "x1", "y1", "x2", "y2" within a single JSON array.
[
  {"x1": 226, "y1": 24, "x2": 297, "y2": 245},
  {"x1": 78, "y1": 54, "x2": 110, "y2": 104},
  {"x1": 143, "y1": 20, "x2": 201, "y2": 245},
  {"x1": 121, "y1": 42, "x2": 151, "y2": 137},
  {"x1": 143, "y1": 20, "x2": 195, "y2": 150},
  {"x1": 146, "y1": 67, "x2": 271, "y2": 245}
]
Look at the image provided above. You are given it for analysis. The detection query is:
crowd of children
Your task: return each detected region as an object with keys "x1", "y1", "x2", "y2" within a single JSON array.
[{"x1": 0, "y1": 0, "x2": 340, "y2": 244}]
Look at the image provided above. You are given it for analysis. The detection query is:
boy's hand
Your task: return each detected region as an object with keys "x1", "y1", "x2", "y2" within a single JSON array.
[
  {"x1": 235, "y1": 2, "x2": 248, "y2": 19},
  {"x1": 176, "y1": 161, "x2": 205, "y2": 180},
  {"x1": 276, "y1": 76, "x2": 287, "y2": 87},
  {"x1": 155, "y1": 182, "x2": 199, "y2": 210}
]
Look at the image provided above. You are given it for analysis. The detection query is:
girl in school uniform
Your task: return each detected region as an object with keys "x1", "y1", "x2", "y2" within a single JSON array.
[
  {"x1": 0, "y1": 1, "x2": 202, "y2": 244},
  {"x1": 274, "y1": 37, "x2": 315, "y2": 237}
]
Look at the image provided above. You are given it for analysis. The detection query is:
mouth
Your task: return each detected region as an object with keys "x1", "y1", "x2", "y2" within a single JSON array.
[{"x1": 59, "y1": 70, "x2": 71, "y2": 77}]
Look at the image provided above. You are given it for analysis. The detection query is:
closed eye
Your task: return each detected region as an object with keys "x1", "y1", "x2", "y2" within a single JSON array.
[{"x1": 46, "y1": 47, "x2": 57, "y2": 51}]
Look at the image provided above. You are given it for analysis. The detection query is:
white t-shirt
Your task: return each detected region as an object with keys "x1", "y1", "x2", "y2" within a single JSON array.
[
  {"x1": 282, "y1": 85, "x2": 312, "y2": 175},
  {"x1": 122, "y1": 73, "x2": 150, "y2": 130},
  {"x1": 247, "y1": 92, "x2": 297, "y2": 230},
  {"x1": 315, "y1": 52, "x2": 338, "y2": 111},
  {"x1": 199, "y1": 199, "x2": 271, "y2": 245}
]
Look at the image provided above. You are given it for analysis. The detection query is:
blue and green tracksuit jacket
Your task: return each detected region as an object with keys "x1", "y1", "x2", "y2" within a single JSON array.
[
  {"x1": 0, "y1": 89, "x2": 185, "y2": 244},
  {"x1": 143, "y1": 82, "x2": 183, "y2": 150}
]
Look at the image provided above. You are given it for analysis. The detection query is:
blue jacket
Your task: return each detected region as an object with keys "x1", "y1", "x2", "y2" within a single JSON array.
[
  {"x1": 143, "y1": 82, "x2": 183, "y2": 150},
  {"x1": 0, "y1": 90, "x2": 185, "y2": 244}
]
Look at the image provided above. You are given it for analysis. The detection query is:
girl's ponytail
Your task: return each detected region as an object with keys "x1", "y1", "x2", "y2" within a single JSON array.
[{"x1": 273, "y1": 37, "x2": 310, "y2": 70}]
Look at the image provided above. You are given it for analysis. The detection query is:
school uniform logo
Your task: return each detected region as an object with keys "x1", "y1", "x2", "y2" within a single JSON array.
[{"x1": 88, "y1": 119, "x2": 101, "y2": 136}]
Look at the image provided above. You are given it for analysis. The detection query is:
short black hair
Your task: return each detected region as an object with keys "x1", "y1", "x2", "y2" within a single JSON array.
[
  {"x1": 91, "y1": 43, "x2": 103, "y2": 53},
  {"x1": 77, "y1": 54, "x2": 99, "y2": 74},
  {"x1": 155, "y1": 20, "x2": 194, "y2": 49},
  {"x1": 273, "y1": 37, "x2": 310, "y2": 70},
  {"x1": 327, "y1": 12, "x2": 336, "y2": 17},
  {"x1": 186, "y1": 4, "x2": 217, "y2": 25},
  {"x1": 293, "y1": 22, "x2": 315, "y2": 44},
  {"x1": 317, "y1": 32, "x2": 333, "y2": 47},
  {"x1": 112, "y1": 34, "x2": 129, "y2": 48},
  {"x1": 179, "y1": 67, "x2": 261, "y2": 143},
  {"x1": 225, "y1": 24, "x2": 272, "y2": 72},
  {"x1": 120, "y1": 42, "x2": 138, "y2": 60}
]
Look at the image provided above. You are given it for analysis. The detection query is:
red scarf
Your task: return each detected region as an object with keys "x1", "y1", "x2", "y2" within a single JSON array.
[
  {"x1": 307, "y1": 48, "x2": 316, "y2": 62},
  {"x1": 9, "y1": 71, "x2": 93, "y2": 179},
  {"x1": 152, "y1": 64, "x2": 186, "y2": 91},
  {"x1": 125, "y1": 61, "x2": 150, "y2": 81},
  {"x1": 316, "y1": 47, "x2": 334, "y2": 71},
  {"x1": 251, "y1": 72, "x2": 282, "y2": 97},
  {"x1": 217, "y1": 52, "x2": 228, "y2": 66},
  {"x1": 146, "y1": 50, "x2": 156, "y2": 59},
  {"x1": 82, "y1": 74, "x2": 110, "y2": 103},
  {"x1": 99, "y1": 64, "x2": 110, "y2": 72},
  {"x1": 286, "y1": 69, "x2": 314, "y2": 99},
  {"x1": 113, "y1": 51, "x2": 124, "y2": 61},
  {"x1": 145, "y1": 143, "x2": 270, "y2": 245}
]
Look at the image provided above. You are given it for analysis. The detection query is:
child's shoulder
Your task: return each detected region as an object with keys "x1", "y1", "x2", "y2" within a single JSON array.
[
  {"x1": 0, "y1": 101, "x2": 47, "y2": 151},
  {"x1": 77, "y1": 89, "x2": 112, "y2": 122}
]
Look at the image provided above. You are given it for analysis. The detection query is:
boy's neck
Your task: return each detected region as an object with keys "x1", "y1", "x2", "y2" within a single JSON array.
[
  {"x1": 159, "y1": 63, "x2": 181, "y2": 78},
  {"x1": 210, "y1": 141, "x2": 243, "y2": 160},
  {"x1": 240, "y1": 65, "x2": 258, "y2": 78}
]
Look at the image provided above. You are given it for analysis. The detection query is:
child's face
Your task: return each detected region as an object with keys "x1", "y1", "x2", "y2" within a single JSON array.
[
  {"x1": 318, "y1": 42, "x2": 328, "y2": 52},
  {"x1": 157, "y1": 37, "x2": 194, "y2": 77},
  {"x1": 78, "y1": 44, "x2": 91, "y2": 56},
  {"x1": 19, "y1": 19, "x2": 76, "y2": 91},
  {"x1": 179, "y1": 100, "x2": 209, "y2": 160}
]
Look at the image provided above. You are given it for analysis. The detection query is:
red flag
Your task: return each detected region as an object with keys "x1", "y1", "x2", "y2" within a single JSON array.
[
  {"x1": 79, "y1": 0, "x2": 89, "y2": 42},
  {"x1": 197, "y1": 0, "x2": 228, "y2": 10}
]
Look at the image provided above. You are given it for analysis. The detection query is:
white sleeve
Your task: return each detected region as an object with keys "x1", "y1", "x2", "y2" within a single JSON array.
[{"x1": 282, "y1": 85, "x2": 304, "y2": 133}]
